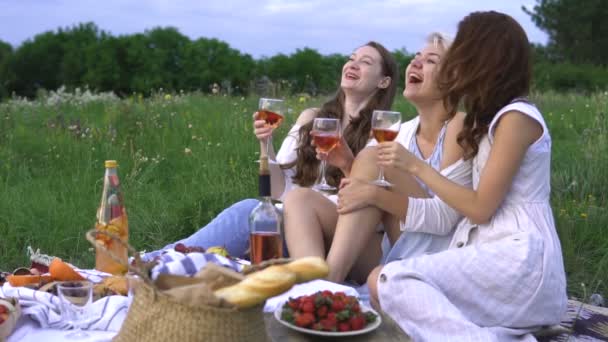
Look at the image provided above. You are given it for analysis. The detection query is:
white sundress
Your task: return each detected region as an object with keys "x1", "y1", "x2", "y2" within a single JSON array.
[
  {"x1": 377, "y1": 102, "x2": 568, "y2": 341},
  {"x1": 377, "y1": 117, "x2": 472, "y2": 264}
]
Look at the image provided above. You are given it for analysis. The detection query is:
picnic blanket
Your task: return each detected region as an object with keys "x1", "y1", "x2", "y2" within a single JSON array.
[
  {"x1": 0, "y1": 268, "x2": 129, "y2": 332},
  {"x1": 541, "y1": 300, "x2": 608, "y2": 342}
]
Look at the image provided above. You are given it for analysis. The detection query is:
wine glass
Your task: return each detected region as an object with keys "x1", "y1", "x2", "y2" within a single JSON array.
[
  {"x1": 371, "y1": 110, "x2": 402, "y2": 187},
  {"x1": 311, "y1": 118, "x2": 341, "y2": 192},
  {"x1": 57, "y1": 281, "x2": 93, "y2": 339},
  {"x1": 258, "y1": 98, "x2": 285, "y2": 157}
]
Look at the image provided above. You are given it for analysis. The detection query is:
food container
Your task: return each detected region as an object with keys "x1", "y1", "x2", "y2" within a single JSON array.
[{"x1": 0, "y1": 297, "x2": 21, "y2": 340}]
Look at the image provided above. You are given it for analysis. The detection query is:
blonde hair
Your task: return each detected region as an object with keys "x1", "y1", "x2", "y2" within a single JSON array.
[{"x1": 427, "y1": 32, "x2": 452, "y2": 51}]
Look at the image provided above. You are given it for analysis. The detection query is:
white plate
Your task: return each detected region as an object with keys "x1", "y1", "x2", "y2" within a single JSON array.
[{"x1": 274, "y1": 302, "x2": 382, "y2": 337}]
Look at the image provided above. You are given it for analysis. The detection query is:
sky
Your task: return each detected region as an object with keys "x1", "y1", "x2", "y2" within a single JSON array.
[{"x1": 0, "y1": 0, "x2": 547, "y2": 58}]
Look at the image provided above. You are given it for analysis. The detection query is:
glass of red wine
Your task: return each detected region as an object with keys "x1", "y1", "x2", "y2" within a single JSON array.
[
  {"x1": 311, "y1": 118, "x2": 341, "y2": 192},
  {"x1": 371, "y1": 110, "x2": 401, "y2": 187},
  {"x1": 258, "y1": 98, "x2": 285, "y2": 156}
]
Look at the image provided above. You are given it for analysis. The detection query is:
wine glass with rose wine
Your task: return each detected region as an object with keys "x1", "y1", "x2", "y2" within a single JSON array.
[
  {"x1": 257, "y1": 98, "x2": 285, "y2": 156},
  {"x1": 371, "y1": 110, "x2": 401, "y2": 187},
  {"x1": 311, "y1": 118, "x2": 341, "y2": 192}
]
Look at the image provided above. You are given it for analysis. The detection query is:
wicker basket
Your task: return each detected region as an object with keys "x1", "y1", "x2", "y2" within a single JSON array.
[{"x1": 86, "y1": 230, "x2": 270, "y2": 342}]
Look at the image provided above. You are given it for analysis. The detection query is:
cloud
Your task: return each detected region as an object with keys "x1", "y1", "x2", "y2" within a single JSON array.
[{"x1": 0, "y1": 0, "x2": 547, "y2": 57}]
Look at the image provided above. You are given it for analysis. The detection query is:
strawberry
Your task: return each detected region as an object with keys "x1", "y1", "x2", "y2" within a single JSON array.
[
  {"x1": 301, "y1": 301, "x2": 315, "y2": 314},
  {"x1": 331, "y1": 299, "x2": 345, "y2": 312},
  {"x1": 349, "y1": 314, "x2": 366, "y2": 330},
  {"x1": 338, "y1": 322, "x2": 351, "y2": 332},
  {"x1": 320, "y1": 318, "x2": 337, "y2": 331},
  {"x1": 287, "y1": 298, "x2": 299, "y2": 310},
  {"x1": 316, "y1": 305, "x2": 328, "y2": 318},
  {"x1": 294, "y1": 312, "x2": 315, "y2": 328}
]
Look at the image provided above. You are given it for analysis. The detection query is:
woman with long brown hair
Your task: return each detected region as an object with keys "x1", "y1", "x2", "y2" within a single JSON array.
[
  {"x1": 369, "y1": 11, "x2": 567, "y2": 340},
  {"x1": 143, "y1": 41, "x2": 399, "y2": 261}
]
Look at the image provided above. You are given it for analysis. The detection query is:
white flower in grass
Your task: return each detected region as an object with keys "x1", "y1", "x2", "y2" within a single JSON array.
[{"x1": 184, "y1": 147, "x2": 192, "y2": 155}]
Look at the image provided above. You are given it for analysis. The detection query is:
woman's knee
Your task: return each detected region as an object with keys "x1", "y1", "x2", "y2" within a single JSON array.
[
  {"x1": 367, "y1": 265, "x2": 384, "y2": 304},
  {"x1": 350, "y1": 147, "x2": 380, "y2": 180},
  {"x1": 283, "y1": 187, "x2": 315, "y2": 208}
]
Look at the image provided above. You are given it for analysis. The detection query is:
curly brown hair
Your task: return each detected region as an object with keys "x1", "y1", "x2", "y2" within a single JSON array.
[
  {"x1": 284, "y1": 41, "x2": 399, "y2": 189},
  {"x1": 438, "y1": 11, "x2": 532, "y2": 159}
]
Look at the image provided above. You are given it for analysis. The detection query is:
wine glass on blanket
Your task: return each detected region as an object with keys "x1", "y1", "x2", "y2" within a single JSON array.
[
  {"x1": 311, "y1": 118, "x2": 341, "y2": 192},
  {"x1": 371, "y1": 110, "x2": 401, "y2": 187},
  {"x1": 257, "y1": 98, "x2": 285, "y2": 156},
  {"x1": 57, "y1": 281, "x2": 93, "y2": 339}
]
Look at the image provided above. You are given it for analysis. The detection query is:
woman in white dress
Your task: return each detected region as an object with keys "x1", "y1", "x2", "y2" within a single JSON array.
[{"x1": 369, "y1": 11, "x2": 568, "y2": 341}]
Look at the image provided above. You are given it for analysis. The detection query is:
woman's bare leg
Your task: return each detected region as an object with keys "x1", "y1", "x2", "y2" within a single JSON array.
[
  {"x1": 283, "y1": 187, "x2": 339, "y2": 258},
  {"x1": 326, "y1": 147, "x2": 428, "y2": 283},
  {"x1": 367, "y1": 265, "x2": 383, "y2": 311}
]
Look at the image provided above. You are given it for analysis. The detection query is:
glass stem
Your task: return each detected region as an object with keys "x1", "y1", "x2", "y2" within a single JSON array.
[
  {"x1": 320, "y1": 159, "x2": 328, "y2": 185},
  {"x1": 378, "y1": 166, "x2": 386, "y2": 182}
]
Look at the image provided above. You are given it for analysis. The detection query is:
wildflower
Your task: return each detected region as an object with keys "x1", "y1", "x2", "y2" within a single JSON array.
[
  {"x1": 165, "y1": 94, "x2": 171, "y2": 100},
  {"x1": 192, "y1": 135, "x2": 197, "y2": 140},
  {"x1": 188, "y1": 124, "x2": 193, "y2": 129},
  {"x1": 299, "y1": 96, "x2": 306, "y2": 103},
  {"x1": 216, "y1": 143, "x2": 221, "y2": 147},
  {"x1": 580, "y1": 213, "x2": 587, "y2": 219},
  {"x1": 184, "y1": 147, "x2": 192, "y2": 155}
]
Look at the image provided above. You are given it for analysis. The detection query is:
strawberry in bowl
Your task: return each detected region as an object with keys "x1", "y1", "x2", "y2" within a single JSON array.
[{"x1": 276, "y1": 290, "x2": 381, "y2": 336}]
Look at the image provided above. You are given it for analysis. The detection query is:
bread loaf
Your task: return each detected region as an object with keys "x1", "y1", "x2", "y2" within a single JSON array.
[
  {"x1": 284, "y1": 256, "x2": 329, "y2": 283},
  {"x1": 213, "y1": 257, "x2": 329, "y2": 308}
]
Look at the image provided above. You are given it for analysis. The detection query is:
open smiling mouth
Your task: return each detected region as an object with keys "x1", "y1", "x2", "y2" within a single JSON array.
[{"x1": 408, "y1": 74, "x2": 423, "y2": 84}]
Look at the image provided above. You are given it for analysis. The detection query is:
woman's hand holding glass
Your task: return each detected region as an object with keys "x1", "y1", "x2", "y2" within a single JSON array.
[
  {"x1": 311, "y1": 118, "x2": 341, "y2": 192},
  {"x1": 376, "y1": 140, "x2": 421, "y2": 174},
  {"x1": 255, "y1": 98, "x2": 285, "y2": 156},
  {"x1": 315, "y1": 135, "x2": 354, "y2": 175},
  {"x1": 371, "y1": 110, "x2": 402, "y2": 187}
]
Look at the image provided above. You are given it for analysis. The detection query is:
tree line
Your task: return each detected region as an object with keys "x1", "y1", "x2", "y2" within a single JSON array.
[{"x1": 0, "y1": 0, "x2": 606, "y2": 99}]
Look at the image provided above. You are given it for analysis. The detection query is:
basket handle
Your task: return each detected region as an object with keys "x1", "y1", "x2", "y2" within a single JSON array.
[{"x1": 85, "y1": 229, "x2": 155, "y2": 287}]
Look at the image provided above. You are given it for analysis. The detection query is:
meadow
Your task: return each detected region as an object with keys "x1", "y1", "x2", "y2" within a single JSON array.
[{"x1": 0, "y1": 88, "x2": 606, "y2": 300}]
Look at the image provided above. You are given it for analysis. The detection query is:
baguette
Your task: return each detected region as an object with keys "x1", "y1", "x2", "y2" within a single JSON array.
[
  {"x1": 284, "y1": 256, "x2": 329, "y2": 283},
  {"x1": 213, "y1": 257, "x2": 329, "y2": 308}
]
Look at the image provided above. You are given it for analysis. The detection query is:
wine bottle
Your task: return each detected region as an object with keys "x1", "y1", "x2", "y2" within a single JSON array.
[
  {"x1": 249, "y1": 156, "x2": 283, "y2": 264},
  {"x1": 94, "y1": 160, "x2": 129, "y2": 274}
]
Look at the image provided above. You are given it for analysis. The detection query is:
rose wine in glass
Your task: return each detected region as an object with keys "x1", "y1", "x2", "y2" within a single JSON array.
[
  {"x1": 258, "y1": 98, "x2": 285, "y2": 156},
  {"x1": 311, "y1": 118, "x2": 341, "y2": 192},
  {"x1": 371, "y1": 110, "x2": 401, "y2": 187}
]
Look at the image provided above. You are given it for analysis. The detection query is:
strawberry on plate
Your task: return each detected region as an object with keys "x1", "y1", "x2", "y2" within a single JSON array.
[{"x1": 275, "y1": 290, "x2": 381, "y2": 337}]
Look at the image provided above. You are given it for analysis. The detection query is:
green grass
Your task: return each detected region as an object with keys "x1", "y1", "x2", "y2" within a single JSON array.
[{"x1": 0, "y1": 89, "x2": 606, "y2": 299}]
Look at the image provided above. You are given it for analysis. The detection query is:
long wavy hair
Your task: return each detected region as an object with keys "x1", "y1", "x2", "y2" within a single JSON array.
[
  {"x1": 437, "y1": 11, "x2": 532, "y2": 159},
  {"x1": 284, "y1": 41, "x2": 399, "y2": 188}
]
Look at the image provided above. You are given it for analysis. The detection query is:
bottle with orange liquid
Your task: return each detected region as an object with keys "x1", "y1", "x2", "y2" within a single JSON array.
[
  {"x1": 249, "y1": 156, "x2": 283, "y2": 264},
  {"x1": 94, "y1": 160, "x2": 128, "y2": 274}
]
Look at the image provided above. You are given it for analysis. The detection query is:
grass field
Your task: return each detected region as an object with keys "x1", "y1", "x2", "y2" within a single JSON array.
[{"x1": 0, "y1": 88, "x2": 606, "y2": 300}]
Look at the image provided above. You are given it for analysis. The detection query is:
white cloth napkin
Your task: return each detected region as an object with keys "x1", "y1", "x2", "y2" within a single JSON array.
[
  {"x1": 263, "y1": 279, "x2": 359, "y2": 313},
  {"x1": 0, "y1": 269, "x2": 130, "y2": 332}
]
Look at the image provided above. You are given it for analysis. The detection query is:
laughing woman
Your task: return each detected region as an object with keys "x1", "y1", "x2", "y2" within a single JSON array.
[{"x1": 370, "y1": 11, "x2": 567, "y2": 341}]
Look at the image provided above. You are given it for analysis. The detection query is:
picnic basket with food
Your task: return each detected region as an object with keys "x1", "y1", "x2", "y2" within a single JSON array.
[{"x1": 86, "y1": 230, "x2": 329, "y2": 342}]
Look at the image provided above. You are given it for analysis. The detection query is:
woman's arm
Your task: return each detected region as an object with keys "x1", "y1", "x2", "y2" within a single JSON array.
[
  {"x1": 269, "y1": 108, "x2": 318, "y2": 200},
  {"x1": 378, "y1": 111, "x2": 543, "y2": 224}
]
